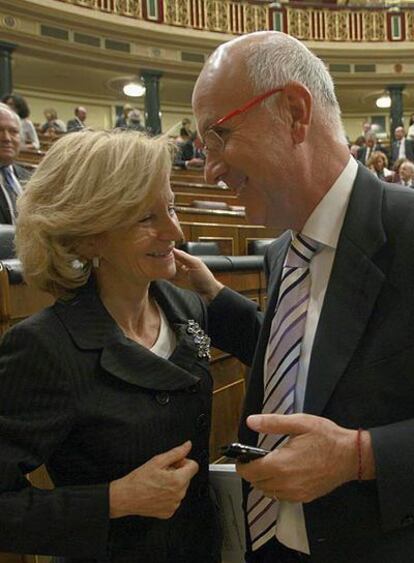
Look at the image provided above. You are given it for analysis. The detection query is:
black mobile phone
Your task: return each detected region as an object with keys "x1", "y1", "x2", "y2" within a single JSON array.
[{"x1": 220, "y1": 442, "x2": 270, "y2": 463}]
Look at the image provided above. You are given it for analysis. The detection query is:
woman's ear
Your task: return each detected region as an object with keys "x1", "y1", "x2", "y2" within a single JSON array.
[
  {"x1": 76, "y1": 236, "x2": 99, "y2": 261},
  {"x1": 283, "y1": 82, "x2": 312, "y2": 145}
]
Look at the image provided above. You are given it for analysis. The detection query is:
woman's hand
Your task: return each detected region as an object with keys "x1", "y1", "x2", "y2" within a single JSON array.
[
  {"x1": 173, "y1": 248, "x2": 224, "y2": 303},
  {"x1": 109, "y1": 441, "x2": 199, "y2": 519}
]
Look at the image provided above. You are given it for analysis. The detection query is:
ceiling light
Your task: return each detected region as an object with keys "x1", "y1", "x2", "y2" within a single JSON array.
[
  {"x1": 123, "y1": 82, "x2": 146, "y2": 97},
  {"x1": 376, "y1": 94, "x2": 391, "y2": 108}
]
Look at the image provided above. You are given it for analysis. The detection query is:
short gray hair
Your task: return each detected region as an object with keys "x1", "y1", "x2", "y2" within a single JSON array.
[{"x1": 245, "y1": 32, "x2": 347, "y2": 143}]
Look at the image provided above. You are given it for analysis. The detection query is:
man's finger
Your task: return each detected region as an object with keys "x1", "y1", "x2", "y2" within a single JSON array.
[
  {"x1": 173, "y1": 248, "x2": 202, "y2": 268},
  {"x1": 247, "y1": 413, "x2": 317, "y2": 435}
]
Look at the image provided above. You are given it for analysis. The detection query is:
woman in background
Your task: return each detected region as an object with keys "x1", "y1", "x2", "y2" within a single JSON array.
[
  {"x1": 40, "y1": 107, "x2": 67, "y2": 135},
  {"x1": 0, "y1": 129, "x2": 221, "y2": 562},
  {"x1": 2, "y1": 93, "x2": 40, "y2": 149}
]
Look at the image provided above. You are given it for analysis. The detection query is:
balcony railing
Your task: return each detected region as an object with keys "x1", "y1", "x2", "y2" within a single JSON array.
[{"x1": 56, "y1": 0, "x2": 414, "y2": 41}]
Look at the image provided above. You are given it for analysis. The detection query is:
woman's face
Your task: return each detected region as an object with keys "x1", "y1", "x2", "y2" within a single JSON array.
[
  {"x1": 373, "y1": 157, "x2": 385, "y2": 171},
  {"x1": 95, "y1": 186, "x2": 183, "y2": 289}
]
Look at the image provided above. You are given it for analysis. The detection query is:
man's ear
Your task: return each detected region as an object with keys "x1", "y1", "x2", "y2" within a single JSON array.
[{"x1": 283, "y1": 82, "x2": 312, "y2": 145}]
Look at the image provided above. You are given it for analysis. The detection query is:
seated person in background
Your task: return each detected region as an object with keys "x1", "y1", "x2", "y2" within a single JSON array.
[
  {"x1": 0, "y1": 129, "x2": 221, "y2": 562},
  {"x1": 2, "y1": 93, "x2": 40, "y2": 150},
  {"x1": 408, "y1": 114, "x2": 414, "y2": 141},
  {"x1": 398, "y1": 160, "x2": 414, "y2": 187},
  {"x1": 115, "y1": 103, "x2": 133, "y2": 128},
  {"x1": 40, "y1": 108, "x2": 67, "y2": 135},
  {"x1": 367, "y1": 150, "x2": 392, "y2": 180},
  {"x1": 174, "y1": 127, "x2": 205, "y2": 169},
  {"x1": 357, "y1": 132, "x2": 383, "y2": 166},
  {"x1": 390, "y1": 126, "x2": 414, "y2": 168},
  {"x1": 127, "y1": 108, "x2": 145, "y2": 131},
  {"x1": 0, "y1": 103, "x2": 31, "y2": 225},
  {"x1": 384, "y1": 157, "x2": 407, "y2": 184},
  {"x1": 67, "y1": 106, "x2": 87, "y2": 131},
  {"x1": 349, "y1": 144, "x2": 360, "y2": 159}
]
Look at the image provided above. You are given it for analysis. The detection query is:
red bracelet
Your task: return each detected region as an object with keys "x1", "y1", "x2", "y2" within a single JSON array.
[{"x1": 356, "y1": 428, "x2": 363, "y2": 482}]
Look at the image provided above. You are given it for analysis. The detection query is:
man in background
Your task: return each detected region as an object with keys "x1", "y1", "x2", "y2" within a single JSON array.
[
  {"x1": 192, "y1": 30, "x2": 414, "y2": 563},
  {"x1": 390, "y1": 125, "x2": 414, "y2": 167},
  {"x1": 67, "y1": 106, "x2": 87, "y2": 132},
  {"x1": 0, "y1": 104, "x2": 31, "y2": 224},
  {"x1": 398, "y1": 160, "x2": 414, "y2": 187}
]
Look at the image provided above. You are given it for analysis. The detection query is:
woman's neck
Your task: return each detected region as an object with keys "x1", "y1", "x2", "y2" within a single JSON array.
[{"x1": 96, "y1": 276, "x2": 160, "y2": 348}]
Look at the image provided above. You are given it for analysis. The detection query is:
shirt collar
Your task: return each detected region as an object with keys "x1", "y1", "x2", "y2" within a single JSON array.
[{"x1": 301, "y1": 156, "x2": 357, "y2": 250}]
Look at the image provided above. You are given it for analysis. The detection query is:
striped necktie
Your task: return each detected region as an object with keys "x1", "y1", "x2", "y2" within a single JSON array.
[
  {"x1": 247, "y1": 233, "x2": 321, "y2": 552},
  {"x1": 0, "y1": 166, "x2": 20, "y2": 222}
]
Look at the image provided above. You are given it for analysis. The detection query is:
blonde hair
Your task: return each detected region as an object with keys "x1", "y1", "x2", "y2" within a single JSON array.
[
  {"x1": 16, "y1": 129, "x2": 173, "y2": 295},
  {"x1": 367, "y1": 150, "x2": 388, "y2": 169}
]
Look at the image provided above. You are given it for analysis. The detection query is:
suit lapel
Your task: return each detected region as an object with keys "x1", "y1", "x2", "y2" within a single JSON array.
[
  {"x1": 304, "y1": 164, "x2": 386, "y2": 415},
  {"x1": 54, "y1": 281, "x2": 201, "y2": 391}
]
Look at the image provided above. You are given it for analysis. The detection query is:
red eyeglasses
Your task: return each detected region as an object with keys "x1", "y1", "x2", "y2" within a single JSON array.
[{"x1": 202, "y1": 87, "x2": 284, "y2": 153}]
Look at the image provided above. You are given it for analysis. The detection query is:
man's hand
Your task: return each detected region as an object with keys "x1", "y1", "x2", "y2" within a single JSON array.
[
  {"x1": 173, "y1": 248, "x2": 224, "y2": 303},
  {"x1": 237, "y1": 414, "x2": 375, "y2": 503},
  {"x1": 109, "y1": 441, "x2": 199, "y2": 519}
]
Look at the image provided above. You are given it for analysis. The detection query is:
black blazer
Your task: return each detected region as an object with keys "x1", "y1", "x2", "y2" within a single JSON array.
[
  {"x1": 0, "y1": 163, "x2": 31, "y2": 224},
  {"x1": 208, "y1": 163, "x2": 414, "y2": 562},
  {"x1": 390, "y1": 138, "x2": 414, "y2": 166},
  {"x1": 0, "y1": 280, "x2": 220, "y2": 562}
]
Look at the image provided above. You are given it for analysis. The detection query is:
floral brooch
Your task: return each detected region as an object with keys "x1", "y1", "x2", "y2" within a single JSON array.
[{"x1": 186, "y1": 320, "x2": 211, "y2": 360}]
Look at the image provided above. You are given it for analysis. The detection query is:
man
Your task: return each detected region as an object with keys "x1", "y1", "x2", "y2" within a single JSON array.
[
  {"x1": 67, "y1": 106, "x2": 87, "y2": 132},
  {"x1": 356, "y1": 131, "x2": 383, "y2": 166},
  {"x1": 0, "y1": 104, "x2": 31, "y2": 224},
  {"x1": 115, "y1": 103, "x2": 133, "y2": 128},
  {"x1": 398, "y1": 160, "x2": 414, "y2": 187},
  {"x1": 390, "y1": 125, "x2": 414, "y2": 167},
  {"x1": 192, "y1": 31, "x2": 414, "y2": 563}
]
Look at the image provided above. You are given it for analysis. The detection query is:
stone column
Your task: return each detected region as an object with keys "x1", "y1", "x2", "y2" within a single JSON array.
[
  {"x1": 0, "y1": 41, "x2": 16, "y2": 98},
  {"x1": 141, "y1": 70, "x2": 163, "y2": 135},
  {"x1": 388, "y1": 84, "x2": 405, "y2": 139}
]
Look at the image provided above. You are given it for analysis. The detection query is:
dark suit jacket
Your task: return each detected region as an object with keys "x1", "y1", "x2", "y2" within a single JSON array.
[
  {"x1": 208, "y1": 163, "x2": 414, "y2": 562},
  {"x1": 356, "y1": 144, "x2": 385, "y2": 165},
  {"x1": 0, "y1": 163, "x2": 31, "y2": 224},
  {"x1": 390, "y1": 138, "x2": 414, "y2": 166},
  {"x1": 66, "y1": 118, "x2": 85, "y2": 132},
  {"x1": 0, "y1": 280, "x2": 220, "y2": 562}
]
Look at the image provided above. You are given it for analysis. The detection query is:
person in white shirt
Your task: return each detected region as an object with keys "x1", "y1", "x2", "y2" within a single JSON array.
[
  {"x1": 0, "y1": 103, "x2": 31, "y2": 224},
  {"x1": 176, "y1": 30, "x2": 414, "y2": 563},
  {"x1": 398, "y1": 160, "x2": 414, "y2": 187}
]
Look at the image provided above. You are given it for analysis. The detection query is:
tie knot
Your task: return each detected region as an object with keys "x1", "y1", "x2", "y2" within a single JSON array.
[{"x1": 285, "y1": 233, "x2": 322, "y2": 268}]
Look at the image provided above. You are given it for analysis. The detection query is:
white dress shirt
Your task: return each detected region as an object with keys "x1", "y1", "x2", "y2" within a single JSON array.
[{"x1": 269, "y1": 156, "x2": 358, "y2": 554}]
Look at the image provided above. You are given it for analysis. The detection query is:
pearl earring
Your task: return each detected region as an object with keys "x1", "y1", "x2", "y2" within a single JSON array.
[{"x1": 92, "y1": 256, "x2": 100, "y2": 268}]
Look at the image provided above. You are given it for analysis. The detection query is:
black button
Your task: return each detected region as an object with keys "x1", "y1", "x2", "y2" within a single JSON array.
[
  {"x1": 197, "y1": 482, "x2": 209, "y2": 498},
  {"x1": 198, "y1": 449, "x2": 209, "y2": 465},
  {"x1": 155, "y1": 392, "x2": 170, "y2": 405},
  {"x1": 187, "y1": 384, "x2": 198, "y2": 394},
  {"x1": 196, "y1": 413, "x2": 208, "y2": 430},
  {"x1": 402, "y1": 514, "x2": 414, "y2": 527}
]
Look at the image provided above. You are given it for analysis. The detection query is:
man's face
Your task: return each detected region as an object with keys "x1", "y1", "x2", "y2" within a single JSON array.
[
  {"x1": 399, "y1": 163, "x2": 414, "y2": 182},
  {"x1": 366, "y1": 137, "x2": 375, "y2": 148},
  {"x1": 0, "y1": 110, "x2": 20, "y2": 166},
  {"x1": 77, "y1": 108, "x2": 87, "y2": 122},
  {"x1": 395, "y1": 127, "x2": 404, "y2": 141},
  {"x1": 193, "y1": 63, "x2": 296, "y2": 228}
]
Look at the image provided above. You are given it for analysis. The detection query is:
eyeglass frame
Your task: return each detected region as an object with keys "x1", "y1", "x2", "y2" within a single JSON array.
[{"x1": 202, "y1": 87, "x2": 285, "y2": 153}]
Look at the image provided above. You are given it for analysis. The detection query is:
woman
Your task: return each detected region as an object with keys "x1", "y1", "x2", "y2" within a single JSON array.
[
  {"x1": 367, "y1": 150, "x2": 392, "y2": 180},
  {"x1": 40, "y1": 107, "x2": 67, "y2": 135},
  {"x1": 0, "y1": 130, "x2": 221, "y2": 562},
  {"x1": 2, "y1": 93, "x2": 40, "y2": 149}
]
